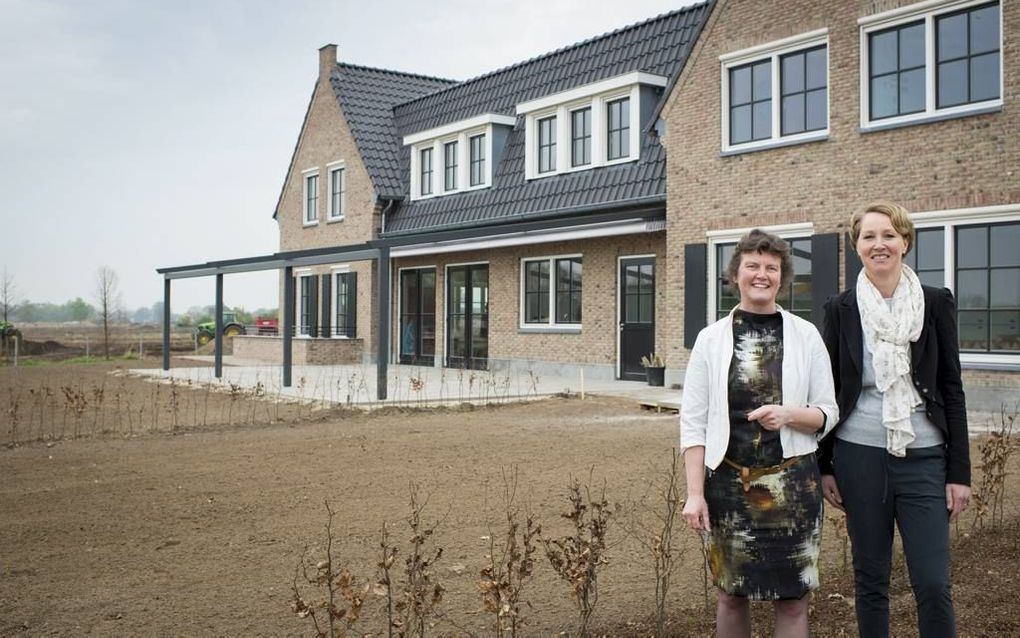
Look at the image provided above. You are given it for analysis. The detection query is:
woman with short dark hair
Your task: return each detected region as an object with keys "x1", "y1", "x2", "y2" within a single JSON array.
[{"x1": 681, "y1": 229, "x2": 838, "y2": 637}]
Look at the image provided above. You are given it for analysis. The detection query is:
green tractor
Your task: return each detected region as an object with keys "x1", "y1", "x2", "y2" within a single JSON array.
[
  {"x1": 0, "y1": 321, "x2": 21, "y2": 352},
  {"x1": 195, "y1": 312, "x2": 246, "y2": 346}
]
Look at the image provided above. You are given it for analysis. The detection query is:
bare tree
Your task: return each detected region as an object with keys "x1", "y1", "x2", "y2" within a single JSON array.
[
  {"x1": 1, "y1": 267, "x2": 17, "y2": 323},
  {"x1": 95, "y1": 266, "x2": 121, "y2": 360}
]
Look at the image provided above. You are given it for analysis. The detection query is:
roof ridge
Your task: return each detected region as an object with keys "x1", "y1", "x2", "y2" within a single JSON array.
[
  {"x1": 391, "y1": 1, "x2": 710, "y2": 110},
  {"x1": 337, "y1": 62, "x2": 458, "y2": 85}
]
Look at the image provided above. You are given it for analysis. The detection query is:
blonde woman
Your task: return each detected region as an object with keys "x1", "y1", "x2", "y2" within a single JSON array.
[{"x1": 819, "y1": 202, "x2": 971, "y2": 638}]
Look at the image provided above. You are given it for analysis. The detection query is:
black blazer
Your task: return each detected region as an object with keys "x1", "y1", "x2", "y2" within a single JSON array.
[{"x1": 817, "y1": 285, "x2": 971, "y2": 486}]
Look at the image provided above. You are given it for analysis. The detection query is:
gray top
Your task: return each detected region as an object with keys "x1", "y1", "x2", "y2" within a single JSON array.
[{"x1": 836, "y1": 299, "x2": 944, "y2": 449}]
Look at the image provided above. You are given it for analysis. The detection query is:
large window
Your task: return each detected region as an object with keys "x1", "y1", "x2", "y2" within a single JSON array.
[
  {"x1": 419, "y1": 148, "x2": 433, "y2": 197},
  {"x1": 443, "y1": 141, "x2": 458, "y2": 191},
  {"x1": 862, "y1": 1, "x2": 1001, "y2": 129},
  {"x1": 714, "y1": 236, "x2": 812, "y2": 321},
  {"x1": 722, "y1": 32, "x2": 828, "y2": 152},
  {"x1": 537, "y1": 116, "x2": 557, "y2": 174},
  {"x1": 571, "y1": 107, "x2": 591, "y2": 167},
  {"x1": 955, "y1": 222, "x2": 1018, "y2": 353},
  {"x1": 469, "y1": 134, "x2": 486, "y2": 187},
  {"x1": 903, "y1": 227, "x2": 946, "y2": 288},
  {"x1": 303, "y1": 173, "x2": 318, "y2": 225},
  {"x1": 328, "y1": 165, "x2": 345, "y2": 221},
  {"x1": 606, "y1": 98, "x2": 630, "y2": 161},
  {"x1": 522, "y1": 256, "x2": 582, "y2": 327}
]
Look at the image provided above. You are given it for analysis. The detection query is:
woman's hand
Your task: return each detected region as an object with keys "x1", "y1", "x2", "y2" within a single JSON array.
[
  {"x1": 821, "y1": 475, "x2": 844, "y2": 512},
  {"x1": 682, "y1": 495, "x2": 711, "y2": 532},
  {"x1": 747, "y1": 404, "x2": 792, "y2": 431},
  {"x1": 946, "y1": 483, "x2": 971, "y2": 522}
]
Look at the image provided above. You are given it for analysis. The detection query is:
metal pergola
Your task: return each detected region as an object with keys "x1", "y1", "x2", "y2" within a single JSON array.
[{"x1": 157, "y1": 200, "x2": 667, "y2": 401}]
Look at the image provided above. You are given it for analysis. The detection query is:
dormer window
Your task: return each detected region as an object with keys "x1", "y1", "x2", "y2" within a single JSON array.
[
  {"x1": 469, "y1": 134, "x2": 486, "y2": 186},
  {"x1": 419, "y1": 148, "x2": 433, "y2": 197},
  {"x1": 571, "y1": 107, "x2": 591, "y2": 167},
  {"x1": 538, "y1": 116, "x2": 557, "y2": 173},
  {"x1": 517, "y1": 71, "x2": 666, "y2": 180},
  {"x1": 405, "y1": 113, "x2": 516, "y2": 201},
  {"x1": 443, "y1": 141, "x2": 458, "y2": 191}
]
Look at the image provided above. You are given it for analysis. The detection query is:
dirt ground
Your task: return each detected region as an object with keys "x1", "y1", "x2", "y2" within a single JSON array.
[{"x1": 1, "y1": 362, "x2": 1018, "y2": 637}]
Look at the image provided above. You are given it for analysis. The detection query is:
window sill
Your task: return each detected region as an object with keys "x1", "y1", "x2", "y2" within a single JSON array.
[
  {"x1": 721, "y1": 131, "x2": 828, "y2": 156},
  {"x1": 327, "y1": 216, "x2": 345, "y2": 224},
  {"x1": 302, "y1": 221, "x2": 319, "y2": 228},
  {"x1": 961, "y1": 355, "x2": 1020, "y2": 372},
  {"x1": 518, "y1": 326, "x2": 582, "y2": 334},
  {"x1": 860, "y1": 102, "x2": 1002, "y2": 134}
]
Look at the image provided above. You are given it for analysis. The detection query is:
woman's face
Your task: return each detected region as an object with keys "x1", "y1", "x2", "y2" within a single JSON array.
[
  {"x1": 735, "y1": 250, "x2": 782, "y2": 312},
  {"x1": 856, "y1": 211, "x2": 908, "y2": 278}
]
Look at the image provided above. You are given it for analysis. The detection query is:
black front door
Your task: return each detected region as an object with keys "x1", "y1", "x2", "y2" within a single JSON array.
[
  {"x1": 400, "y1": 269, "x2": 436, "y2": 365},
  {"x1": 446, "y1": 264, "x2": 489, "y2": 370},
  {"x1": 619, "y1": 257, "x2": 655, "y2": 380}
]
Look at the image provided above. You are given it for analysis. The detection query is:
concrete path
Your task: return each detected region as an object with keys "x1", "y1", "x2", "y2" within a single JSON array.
[{"x1": 131, "y1": 356, "x2": 684, "y2": 409}]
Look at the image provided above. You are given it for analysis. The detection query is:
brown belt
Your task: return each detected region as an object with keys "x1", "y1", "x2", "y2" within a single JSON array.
[{"x1": 723, "y1": 455, "x2": 807, "y2": 493}]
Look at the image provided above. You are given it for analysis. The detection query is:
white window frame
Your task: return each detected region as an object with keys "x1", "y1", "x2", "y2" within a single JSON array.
[
  {"x1": 705, "y1": 222, "x2": 814, "y2": 323},
  {"x1": 518, "y1": 71, "x2": 666, "y2": 180},
  {"x1": 908, "y1": 203, "x2": 1019, "y2": 366},
  {"x1": 859, "y1": 0, "x2": 1003, "y2": 132},
  {"x1": 719, "y1": 29, "x2": 829, "y2": 155},
  {"x1": 519, "y1": 254, "x2": 583, "y2": 330},
  {"x1": 295, "y1": 269, "x2": 315, "y2": 337},
  {"x1": 326, "y1": 161, "x2": 345, "y2": 222},
  {"x1": 301, "y1": 169, "x2": 319, "y2": 227},
  {"x1": 405, "y1": 114, "x2": 515, "y2": 201}
]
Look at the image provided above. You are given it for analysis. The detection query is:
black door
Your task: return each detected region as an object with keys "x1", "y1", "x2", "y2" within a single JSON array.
[
  {"x1": 400, "y1": 269, "x2": 436, "y2": 365},
  {"x1": 619, "y1": 257, "x2": 655, "y2": 380},
  {"x1": 446, "y1": 264, "x2": 489, "y2": 370}
]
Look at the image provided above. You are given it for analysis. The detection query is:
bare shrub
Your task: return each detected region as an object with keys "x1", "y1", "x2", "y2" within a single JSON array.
[
  {"x1": 543, "y1": 471, "x2": 616, "y2": 638},
  {"x1": 291, "y1": 500, "x2": 369, "y2": 637},
  {"x1": 624, "y1": 449, "x2": 684, "y2": 637},
  {"x1": 972, "y1": 402, "x2": 1019, "y2": 532},
  {"x1": 479, "y1": 466, "x2": 541, "y2": 637},
  {"x1": 394, "y1": 483, "x2": 446, "y2": 637}
]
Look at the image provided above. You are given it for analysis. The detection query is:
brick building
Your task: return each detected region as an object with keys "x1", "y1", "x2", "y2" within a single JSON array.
[{"x1": 160, "y1": 0, "x2": 1016, "y2": 405}]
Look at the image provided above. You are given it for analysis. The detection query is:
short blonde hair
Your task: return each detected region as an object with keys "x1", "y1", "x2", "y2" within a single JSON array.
[{"x1": 849, "y1": 201, "x2": 915, "y2": 255}]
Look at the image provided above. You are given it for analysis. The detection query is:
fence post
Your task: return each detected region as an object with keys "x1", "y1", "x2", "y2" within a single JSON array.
[
  {"x1": 13, "y1": 335, "x2": 18, "y2": 367},
  {"x1": 139, "y1": 334, "x2": 144, "y2": 359},
  {"x1": 85, "y1": 335, "x2": 90, "y2": 359}
]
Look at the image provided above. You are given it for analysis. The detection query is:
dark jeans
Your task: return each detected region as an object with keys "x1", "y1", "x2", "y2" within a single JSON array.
[{"x1": 833, "y1": 439, "x2": 956, "y2": 638}]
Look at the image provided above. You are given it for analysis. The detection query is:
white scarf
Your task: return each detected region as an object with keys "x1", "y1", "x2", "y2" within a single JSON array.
[{"x1": 856, "y1": 265, "x2": 925, "y2": 457}]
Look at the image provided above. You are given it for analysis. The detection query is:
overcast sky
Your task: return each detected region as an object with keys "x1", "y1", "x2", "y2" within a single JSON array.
[{"x1": 1, "y1": 0, "x2": 693, "y2": 313}]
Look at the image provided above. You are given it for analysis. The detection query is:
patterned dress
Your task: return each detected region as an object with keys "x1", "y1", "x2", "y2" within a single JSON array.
[{"x1": 704, "y1": 309, "x2": 823, "y2": 600}]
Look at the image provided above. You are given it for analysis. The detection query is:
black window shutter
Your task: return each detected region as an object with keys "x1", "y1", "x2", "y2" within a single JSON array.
[
  {"x1": 346, "y1": 272, "x2": 357, "y2": 338},
  {"x1": 320, "y1": 274, "x2": 332, "y2": 337},
  {"x1": 811, "y1": 233, "x2": 839, "y2": 328},
  {"x1": 684, "y1": 243, "x2": 708, "y2": 349},
  {"x1": 844, "y1": 233, "x2": 862, "y2": 290},
  {"x1": 309, "y1": 275, "x2": 319, "y2": 337}
]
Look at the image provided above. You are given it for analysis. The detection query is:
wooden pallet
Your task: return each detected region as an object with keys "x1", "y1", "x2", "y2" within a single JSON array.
[{"x1": 639, "y1": 399, "x2": 681, "y2": 414}]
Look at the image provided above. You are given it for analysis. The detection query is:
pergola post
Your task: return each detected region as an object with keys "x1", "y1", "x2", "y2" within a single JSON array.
[
  {"x1": 282, "y1": 265, "x2": 294, "y2": 388},
  {"x1": 376, "y1": 246, "x2": 390, "y2": 400},
  {"x1": 162, "y1": 278, "x2": 171, "y2": 371},
  {"x1": 214, "y1": 273, "x2": 224, "y2": 378}
]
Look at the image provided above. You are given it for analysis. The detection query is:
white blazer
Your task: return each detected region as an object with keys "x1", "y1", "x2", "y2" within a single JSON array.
[{"x1": 679, "y1": 308, "x2": 839, "y2": 470}]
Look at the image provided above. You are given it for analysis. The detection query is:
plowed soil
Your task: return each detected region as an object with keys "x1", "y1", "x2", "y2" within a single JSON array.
[{"x1": 1, "y1": 362, "x2": 1017, "y2": 637}]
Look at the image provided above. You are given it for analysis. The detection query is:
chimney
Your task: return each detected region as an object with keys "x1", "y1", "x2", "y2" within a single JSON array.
[{"x1": 319, "y1": 44, "x2": 338, "y2": 81}]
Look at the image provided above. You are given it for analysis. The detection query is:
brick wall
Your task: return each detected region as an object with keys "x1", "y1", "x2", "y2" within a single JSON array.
[
  {"x1": 232, "y1": 334, "x2": 363, "y2": 365},
  {"x1": 662, "y1": 0, "x2": 1019, "y2": 385},
  {"x1": 392, "y1": 231, "x2": 666, "y2": 370}
]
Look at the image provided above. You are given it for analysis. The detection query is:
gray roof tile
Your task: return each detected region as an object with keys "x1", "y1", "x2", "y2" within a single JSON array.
[
  {"x1": 329, "y1": 65, "x2": 457, "y2": 198},
  {"x1": 383, "y1": 2, "x2": 712, "y2": 235}
]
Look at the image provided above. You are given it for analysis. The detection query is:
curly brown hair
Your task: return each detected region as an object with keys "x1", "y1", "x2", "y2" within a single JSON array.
[{"x1": 725, "y1": 229, "x2": 794, "y2": 292}]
